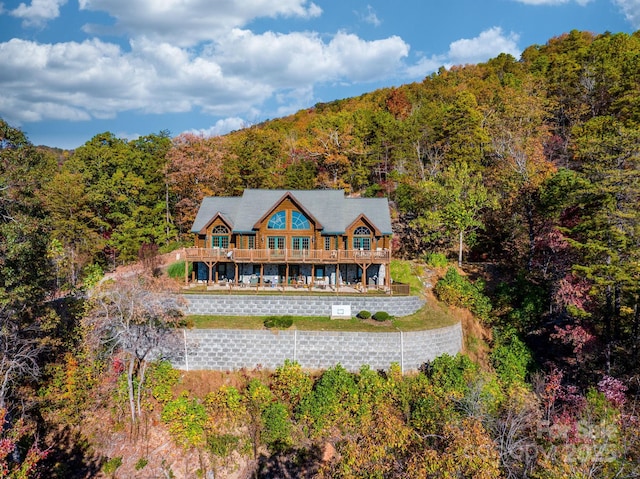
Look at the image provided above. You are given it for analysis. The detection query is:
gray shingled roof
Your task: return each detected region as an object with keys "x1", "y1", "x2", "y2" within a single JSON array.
[{"x1": 191, "y1": 189, "x2": 392, "y2": 235}]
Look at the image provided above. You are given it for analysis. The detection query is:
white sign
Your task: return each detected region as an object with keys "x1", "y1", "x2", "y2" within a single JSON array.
[{"x1": 331, "y1": 304, "x2": 351, "y2": 319}]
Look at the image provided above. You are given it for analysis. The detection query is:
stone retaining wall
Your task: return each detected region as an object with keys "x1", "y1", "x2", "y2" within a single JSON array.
[
  {"x1": 182, "y1": 294, "x2": 424, "y2": 318},
  {"x1": 170, "y1": 322, "x2": 463, "y2": 373}
]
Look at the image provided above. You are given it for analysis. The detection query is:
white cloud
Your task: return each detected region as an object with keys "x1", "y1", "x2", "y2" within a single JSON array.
[
  {"x1": 114, "y1": 131, "x2": 141, "y2": 142},
  {"x1": 612, "y1": 0, "x2": 640, "y2": 28},
  {"x1": 359, "y1": 5, "x2": 381, "y2": 27},
  {"x1": 79, "y1": 0, "x2": 322, "y2": 47},
  {"x1": 274, "y1": 86, "x2": 315, "y2": 117},
  {"x1": 10, "y1": 0, "x2": 67, "y2": 26},
  {"x1": 327, "y1": 32, "x2": 409, "y2": 82},
  {"x1": 404, "y1": 54, "x2": 447, "y2": 78},
  {"x1": 405, "y1": 27, "x2": 521, "y2": 79},
  {"x1": 189, "y1": 117, "x2": 250, "y2": 137},
  {"x1": 0, "y1": 24, "x2": 409, "y2": 125},
  {"x1": 0, "y1": 1, "x2": 522, "y2": 131},
  {"x1": 448, "y1": 27, "x2": 521, "y2": 65}
]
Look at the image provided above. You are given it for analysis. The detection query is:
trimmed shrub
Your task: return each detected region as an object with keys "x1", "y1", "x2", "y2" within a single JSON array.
[
  {"x1": 425, "y1": 252, "x2": 448, "y2": 268},
  {"x1": 357, "y1": 310, "x2": 371, "y2": 319},
  {"x1": 264, "y1": 316, "x2": 294, "y2": 329},
  {"x1": 372, "y1": 311, "x2": 391, "y2": 322}
]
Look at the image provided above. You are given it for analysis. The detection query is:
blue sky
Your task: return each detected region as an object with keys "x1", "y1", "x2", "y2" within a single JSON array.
[{"x1": 1, "y1": 0, "x2": 638, "y2": 149}]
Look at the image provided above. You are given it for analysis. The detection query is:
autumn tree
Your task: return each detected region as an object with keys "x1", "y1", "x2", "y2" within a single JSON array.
[
  {"x1": 42, "y1": 170, "x2": 105, "y2": 288},
  {"x1": 0, "y1": 408, "x2": 49, "y2": 478},
  {"x1": 83, "y1": 275, "x2": 183, "y2": 429},
  {"x1": 306, "y1": 113, "x2": 367, "y2": 191},
  {"x1": 0, "y1": 119, "x2": 57, "y2": 410},
  {"x1": 54, "y1": 132, "x2": 172, "y2": 268},
  {"x1": 390, "y1": 92, "x2": 447, "y2": 183},
  {"x1": 413, "y1": 162, "x2": 495, "y2": 265},
  {"x1": 487, "y1": 80, "x2": 555, "y2": 270},
  {"x1": 166, "y1": 133, "x2": 227, "y2": 236},
  {"x1": 567, "y1": 116, "x2": 640, "y2": 371},
  {"x1": 222, "y1": 127, "x2": 284, "y2": 194}
]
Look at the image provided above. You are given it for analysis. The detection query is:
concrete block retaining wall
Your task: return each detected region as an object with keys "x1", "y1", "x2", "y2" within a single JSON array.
[
  {"x1": 170, "y1": 322, "x2": 463, "y2": 373},
  {"x1": 182, "y1": 294, "x2": 425, "y2": 318},
  {"x1": 168, "y1": 294, "x2": 462, "y2": 373}
]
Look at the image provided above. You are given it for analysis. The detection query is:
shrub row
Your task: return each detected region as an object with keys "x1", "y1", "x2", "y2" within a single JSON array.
[
  {"x1": 357, "y1": 310, "x2": 392, "y2": 322},
  {"x1": 264, "y1": 316, "x2": 294, "y2": 329}
]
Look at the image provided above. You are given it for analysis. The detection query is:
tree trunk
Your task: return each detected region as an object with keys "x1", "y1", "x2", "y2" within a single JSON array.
[
  {"x1": 128, "y1": 357, "x2": 137, "y2": 426},
  {"x1": 136, "y1": 360, "x2": 148, "y2": 420},
  {"x1": 458, "y1": 230, "x2": 464, "y2": 267}
]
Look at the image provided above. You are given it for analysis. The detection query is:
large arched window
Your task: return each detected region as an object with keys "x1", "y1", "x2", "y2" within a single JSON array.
[
  {"x1": 211, "y1": 225, "x2": 229, "y2": 248},
  {"x1": 291, "y1": 211, "x2": 310, "y2": 229},
  {"x1": 267, "y1": 211, "x2": 286, "y2": 229},
  {"x1": 353, "y1": 226, "x2": 371, "y2": 250}
]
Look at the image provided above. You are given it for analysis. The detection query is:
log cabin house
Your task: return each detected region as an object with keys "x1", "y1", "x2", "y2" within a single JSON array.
[{"x1": 184, "y1": 189, "x2": 392, "y2": 290}]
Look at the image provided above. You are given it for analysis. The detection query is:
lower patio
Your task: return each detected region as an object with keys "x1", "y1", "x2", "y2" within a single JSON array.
[{"x1": 182, "y1": 280, "x2": 410, "y2": 295}]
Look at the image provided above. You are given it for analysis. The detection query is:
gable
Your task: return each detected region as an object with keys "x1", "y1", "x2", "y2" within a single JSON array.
[
  {"x1": 196, "y1": 212, "x2": 233, "y2": 235},
  {"x1": 345, "y1": 214, "x2": 382, "y2": 236},
  {"x1": 191, "y1": 197, "x2": 240, "y2": 233},
  {"x1": 252, "y1": 192, "x2": 322, "y2": 231}
]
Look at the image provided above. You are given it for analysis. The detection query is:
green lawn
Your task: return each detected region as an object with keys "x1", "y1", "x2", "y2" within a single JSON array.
[
  {"x1": 390, "y1": 259, "x2": 425, "y2": 296},
  {"x1": 187, "y1": 301, "x2": 457, "y2": 332}
]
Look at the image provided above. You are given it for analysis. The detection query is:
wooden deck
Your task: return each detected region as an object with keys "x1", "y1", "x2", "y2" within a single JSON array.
[{"x1": 184, "y1": 247, "x2": 391, "y2": 265}]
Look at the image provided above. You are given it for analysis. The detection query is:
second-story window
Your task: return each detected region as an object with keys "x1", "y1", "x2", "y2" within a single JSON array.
[
  {"x1": 267, "y1": 211, "x2": 286, "y2": 229},
  {"x1": 291, "y1": 211, "x2": 310, "y2": 229},
  {"x1": 268, "y1": 236, "x2": 285, "y2": 249},
  {"x1": 353, "y1": 226, "x2": 371, "y2": 250},
  {"x1": 211, "y1": 225, "x2": 229, "y2": 249},
  {"x1": 292, "y1": 237, "x2": 310, "y2": 250}
]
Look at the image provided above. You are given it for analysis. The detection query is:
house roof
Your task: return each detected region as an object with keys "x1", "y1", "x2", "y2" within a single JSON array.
[{"x1": 191, "y1": 189, "x2": 393, "y2": 235}]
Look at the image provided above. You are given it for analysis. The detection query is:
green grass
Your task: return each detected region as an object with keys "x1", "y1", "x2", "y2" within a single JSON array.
[
  {"x1": 188, "y1": 304, "x2": 458, "y2": 332},
  {"x1": 167, "y1": 261, "x2": 192, "y2": 279},
  {"x1": 390, "y1": 259, "x2": 425, "y2": 296}
]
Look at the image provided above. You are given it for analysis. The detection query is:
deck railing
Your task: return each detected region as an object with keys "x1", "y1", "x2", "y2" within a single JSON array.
[{"x1": 184, "y1": 247, "x2": 390, "y2": 264}]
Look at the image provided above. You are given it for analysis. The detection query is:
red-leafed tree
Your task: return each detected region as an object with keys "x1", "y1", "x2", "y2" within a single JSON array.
[{"x1": 166, "y1": 133, "x2": 228, "y2": 237}]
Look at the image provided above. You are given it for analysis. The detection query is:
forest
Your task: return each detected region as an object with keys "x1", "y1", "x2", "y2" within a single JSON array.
[{"x1": 0, "y1": 29, "x2": 639, "y2": 477}]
